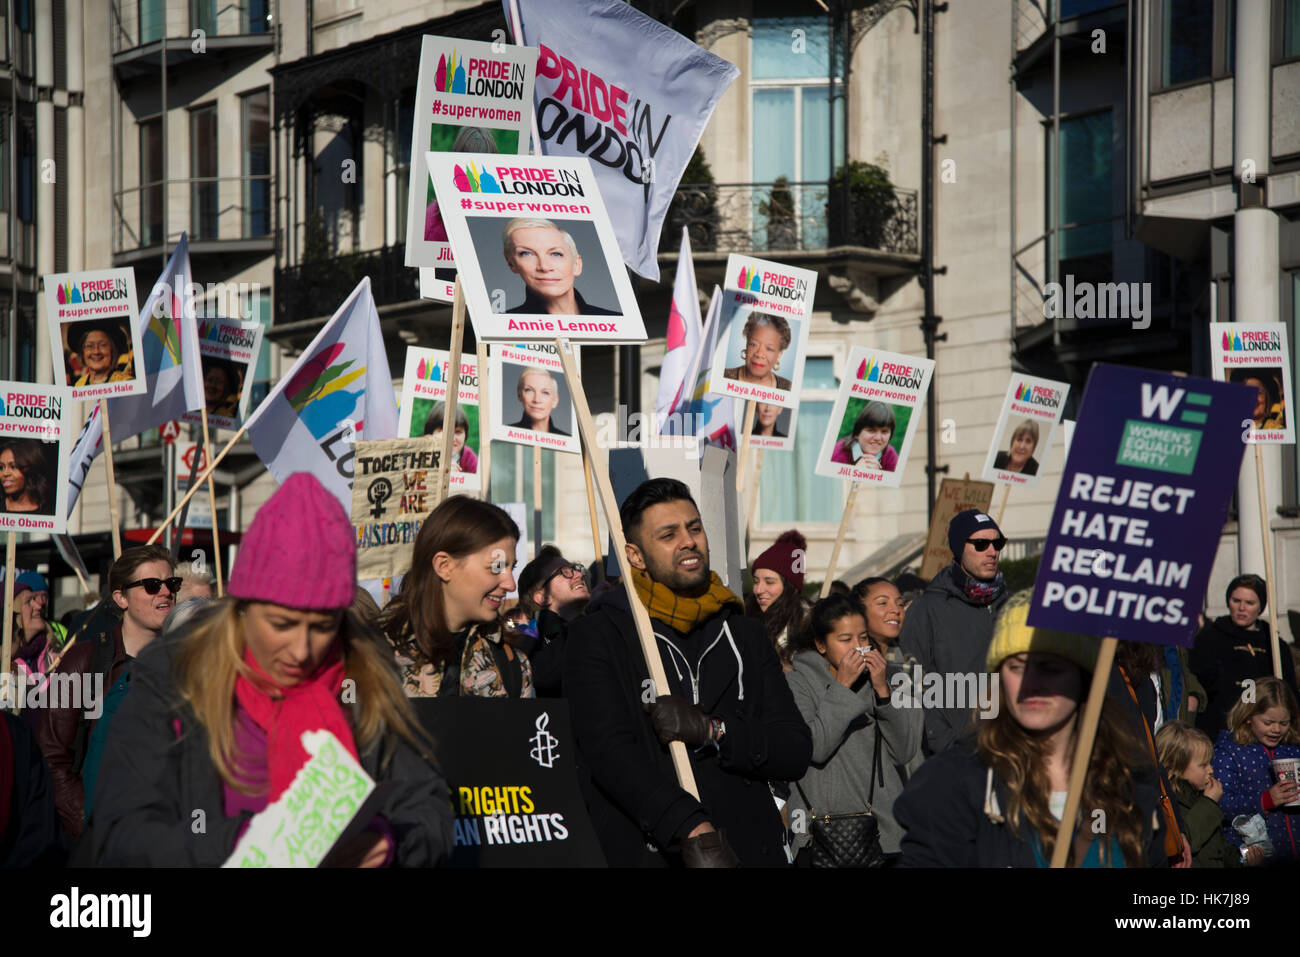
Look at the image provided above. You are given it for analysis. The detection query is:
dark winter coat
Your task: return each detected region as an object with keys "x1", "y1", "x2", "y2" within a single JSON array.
[
  {"x1": 563, "y1": 587, "x2": 812, "y2": 867},
  {"x1": 894, "y1": 737, "x2": 1170, "y2": 867},
  {"x1": 1212, "y1": 729, "x2": 1300, "y2": 862},
  {"x1": 1, "y1": 712, "x2": 66, "y2": 867},
  {"x1": 90, "y1": 630, "x2": 455, "y2": 867},
  {"x1": 897, "y1": 564, "x2": 1009, "y2": 756},
  {"x1": 1189, "y1": 617, "x2": 1299, "y2": 741},
  {"x1": 1172, "y1": 779, "x2": 1240, "y2": 868}
]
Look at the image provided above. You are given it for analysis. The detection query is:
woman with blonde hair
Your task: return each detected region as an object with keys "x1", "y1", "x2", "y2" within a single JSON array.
[{"x1": 90, "y1": 473, "x2": 453, "y2": 867}]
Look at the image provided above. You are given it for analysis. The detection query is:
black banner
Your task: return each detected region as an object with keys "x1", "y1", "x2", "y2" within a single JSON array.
[{"x1": 411, "y1": 697, "x2": 605, "y2": 867}]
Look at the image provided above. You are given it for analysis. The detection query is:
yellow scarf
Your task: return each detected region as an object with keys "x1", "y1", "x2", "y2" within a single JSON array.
[{"x1": 630, "y1": 567, "x2": 742, "y2": 634}]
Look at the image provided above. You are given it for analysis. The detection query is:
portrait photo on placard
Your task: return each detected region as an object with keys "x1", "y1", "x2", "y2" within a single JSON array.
[
  {"x1": 422, "y1": 125, "x2": 521, "y2": 246},
  {"x1": 467, "y1": 216, "x2": 619, "y2": 318},
  {"x1": 410, "y1": 397, "x2": 481, "y2": 476},
  {"x1": 0, "y1": 436, "x2": 61, "y2": 518},
  {"x1": 60, "y1": 317, "x2": 136, "y2": 389},
  {"x1": 1227, "y1": 365, "x2": 1288, "y2": 432},
  {"x1": 991, "y1": 416, "x2": 1044, "y2": 477},
  {"x1": 826, "y1": 398, "x2": 912, "y2": 474},
  {"x1": 199, "y1": 354, "x2": 245, "y2": 420},
  {"x1": 708, "y1": 298, "x2": 803, "y2": 409},
  {"x1": 499, "y1": 361, "x2": 574, "y2": 437},
  {"x1": 750, "y1": 401, "x2": 795, "y2": 443}
]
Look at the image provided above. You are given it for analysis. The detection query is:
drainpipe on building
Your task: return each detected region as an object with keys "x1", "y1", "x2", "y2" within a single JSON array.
[
  {"x1": 33, "y1": 0, "x2": 52, "y2": 385},
  {"x1": 921, "y1": 0, "x2": 947, "y2": 521},
  {"x1": 1231, "y1": 0, "x2": 1283, "y2": 595}
]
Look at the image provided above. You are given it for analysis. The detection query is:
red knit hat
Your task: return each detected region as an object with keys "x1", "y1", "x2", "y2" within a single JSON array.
[
  {"x1": 228, "y1": 472, "x2": 356, "y2": 610},
  {"x1": 752, "y1": 530, "x2": 808, "y2": 592}
]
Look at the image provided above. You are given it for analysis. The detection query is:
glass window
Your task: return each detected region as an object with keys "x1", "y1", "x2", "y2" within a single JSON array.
[
  {"x1": 1059, "y1": 0, "x2": 1120, "y2": 18},
  {"x1": 1162, "y1": 0, "x2": 1213, "y2": 85},
  {"x1": 139, "y1": 0, "x2": 163, "y2": 44},
  {"x1": 246, "y1": 0, "x2": 270, "y2": 34},
  {"x1": 18, "y1": 122, "x2": 33, "y2": 224},
  {"x1": 191, "y1": 105, "x2": 218, "y2": 241},
  {"x1": 490, "y1": 444, "x2": 556, "y2": 542},
  {"x1": 758, "y1": 357, "x2": 842, "y2": 525},
  {"x1": 752, "y1": 16, "x2": 832, "y2": 79},
  {"x1": 242, "y1": 91, "x2": 270, "y2": 238},
  {"x1": 1049, "y1": 111, "x2": 1113, "y2": 283},
  {"x1": 1286, "y1": 0, "x2": 1300, "y2": 58},
  {"x1": 191, "y1": 0, "x2": 215, "y2": 36},
  {"x1": 0, "y1": 121, "x2": 10, "y2": 214},
  {"x1": 140, "y1": 118, "x2": 162, "y2": 245},
  {"x1": 395, "y1": 90, "x2": 415, "y2": 242}
]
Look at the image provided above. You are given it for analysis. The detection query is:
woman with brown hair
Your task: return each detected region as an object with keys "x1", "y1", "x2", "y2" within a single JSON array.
[
  {"x1": 380, "y1": 495, "x2": 534, "y2": 697},
  {"x1": 895, "y1": 591, "x2": 1169, "y2": 867},
  {"x1": 90, "y1": 473, "x2": 452, "y2": 866}
]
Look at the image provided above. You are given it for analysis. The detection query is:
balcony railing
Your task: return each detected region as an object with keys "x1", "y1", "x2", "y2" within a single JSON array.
[
  {"x1": 275, "y1": 245, "x2": 418, "y2": 328},
  {"x1": 111, "y1": 0, "x2": 274, "y2": 54},
  {"x1": 660, "y1": 181, "x2": 918, "y2": 257},
  {"x1": 113, "y1": 174, "x2": 272, "y2": 255}
]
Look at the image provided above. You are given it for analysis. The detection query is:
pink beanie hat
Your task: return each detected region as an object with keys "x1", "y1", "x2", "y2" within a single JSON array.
[{"x1": 227, "y1": 472, "x2": 356, "y2": 610}]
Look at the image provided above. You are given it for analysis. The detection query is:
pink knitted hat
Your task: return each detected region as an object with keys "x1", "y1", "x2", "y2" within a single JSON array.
[{"x1": 227, "y1": 472, "x2": 356, "y2": 610}]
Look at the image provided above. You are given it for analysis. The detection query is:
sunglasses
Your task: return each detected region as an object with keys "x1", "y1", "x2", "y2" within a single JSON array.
[
  {"x1": 124, "y1": 576, "x2": 182, "y2": 596},
  {"x1": 966, "y1": 537, "x2": 1007, "y2": 553}
]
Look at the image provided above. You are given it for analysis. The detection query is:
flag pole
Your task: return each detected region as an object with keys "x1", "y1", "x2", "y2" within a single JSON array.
[
  {"x1": 98, "y1": 399, "x2": 123, "y2": 559},
  {"x1": 820, "y1": 481, "x2": 861, "y2": 598},
  {"x1": 476, "y1": 341, "x2": 491, "y2": 499},
  {"x1": 1254, "y1": 443, "x2": 1282, "y2": 679},
  {"x1": 434, "y1": 279, "x2": 466, "y2": 509},
  {"x1": 147, "y1": 425, "x2": 247, "y2": 546},
  {"x1": 200, "y1": 415, "x2": 225, "y2": 597}
]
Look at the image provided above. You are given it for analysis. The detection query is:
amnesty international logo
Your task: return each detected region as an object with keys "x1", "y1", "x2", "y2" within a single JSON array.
[{"x1": 529, "y1": 712, "x2": 559, "y2": 769}]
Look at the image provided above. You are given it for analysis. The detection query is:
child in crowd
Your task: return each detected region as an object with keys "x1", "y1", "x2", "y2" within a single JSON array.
[
  {"x1": 1155, "y1": 721, "x2": 1252, "y2": 867},
  {"x1": 1213, "y1": 677, "x2": 1300, "y2": 863}
]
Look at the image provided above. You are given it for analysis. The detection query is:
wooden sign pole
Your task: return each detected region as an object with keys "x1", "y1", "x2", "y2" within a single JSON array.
[
  {"x1": 581, "y1": 445, "x2": 603, "y2": 563},
  {"x1": 532, "y1": 445, "x2": 542, "y2": 559},
  {"x1": 99, "y1": 399, "x2": 122, "y2": 559},
  {"x1": 746, "y1": 448, "x2": 764, "y2": 557},
  {"x1": 1050, "y1": 636, "x2": 1118, "y2": 867},
  {"x1": 736, "y1": 400, "x2": 756, "y2": 493},
  {"x1": 995, "y1": 484, "x2": 1011, "y2": 525},
  {"x1": 555, "y1": 338, "x2": 700, "y2": 799},
  {"x1": 434, "y1": 280, "x2": 466, "y2": 509},
  {"x1": 820, "y1": 480, "x2": 862, "y2": 598},
  {"x1": 1254, "y1": 444, "x2": 1282, "y2": 679},
  {"x1": 476, "y1": 341, "x2": 491, "y2": 499},
  {"x1": 200, "y1": 416, "x2": 225, "y2": 597},
  {"x1": 1, "y1": 532, "x2": 15, "y2": 712}
]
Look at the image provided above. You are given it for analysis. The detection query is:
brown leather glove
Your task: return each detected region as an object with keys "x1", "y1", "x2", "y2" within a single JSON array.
[
  {"x1": 680, "y1": 828, "x2": 741, "y2": 868},
  {"x1": 648, "y1": 695, "x2": 712, "y2": 746}
]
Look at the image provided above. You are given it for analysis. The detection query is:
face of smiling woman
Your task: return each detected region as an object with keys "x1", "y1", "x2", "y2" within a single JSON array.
[
  {"x1": 436, "y1": 536, "x2": 518, "y2": 633},
  {"x1": 1009, "y1": 429, "x2": 1036, "y2": 468},
  {"x1": 80, "y1": 330, "x2": 118, "y2": 381},
  {"x1": 507, "y1": 226, "x2": 582, "y2": 310},
  {"x1": 0, "y1": 449, "x2": 28, "y2": 505},
  {"x1": 743, "y1": 324, "x2": 783, "y2": 381}
]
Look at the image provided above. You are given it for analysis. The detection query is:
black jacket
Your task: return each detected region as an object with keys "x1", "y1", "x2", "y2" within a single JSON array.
[
  {"x1": 90, "y1": 630, "x2": 455, "y2": 867},
  {"x1": 563, "y1": 587, "x2": 811, "y2": 867},
  {"x1": 1, "y1": 712, "x2": 66, "y2": 867},
  {"x1": 1189, "y1": 616, "x2": 1300, "y2": 741},
  {"x1": 895, "y1": 737, "x2": 1170, "y2": 867},
  {"x1": 505, "y1": 288, "x2": 618, "y2": 316},
  {"x1": 516, "y1": 609, "x2": 569, "y2": 698}
]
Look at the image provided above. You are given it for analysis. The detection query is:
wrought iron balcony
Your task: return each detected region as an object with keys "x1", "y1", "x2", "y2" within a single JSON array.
[
  {"x1": 274, "y1": 244, "x2": 418, "y2": 328},
  {"x1": 660, "y1": 180, "x2": 918, "y2": 257}
]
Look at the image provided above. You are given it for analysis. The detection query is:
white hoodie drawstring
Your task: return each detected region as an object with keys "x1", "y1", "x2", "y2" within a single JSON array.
[
  {"x1": 722, "y1": 620, "x2": 744, "y2": 702},
  {"x1": 984, "y1": 767, "x2": 1004, "y2": 823}
]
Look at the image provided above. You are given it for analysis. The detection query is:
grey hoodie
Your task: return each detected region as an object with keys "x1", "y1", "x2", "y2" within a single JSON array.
[{"x1": 785, "y1": 649, "x2": 924, "y2": 855}]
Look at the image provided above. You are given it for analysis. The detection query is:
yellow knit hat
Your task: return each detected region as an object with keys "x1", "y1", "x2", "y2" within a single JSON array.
[{"x1": 985, "y1": 590, "x2": 1101, "y2": 674}]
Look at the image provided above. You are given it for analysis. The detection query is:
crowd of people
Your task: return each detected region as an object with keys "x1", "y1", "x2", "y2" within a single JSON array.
[{"x1": 3, "y1": 474, "x2": 1296, "y2": 869}]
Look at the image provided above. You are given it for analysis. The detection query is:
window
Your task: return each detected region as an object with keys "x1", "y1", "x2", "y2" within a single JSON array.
[
  {"x1": 1049, "y1": 110, "x2": 1113, "y2": 287},
  {"x1": 246, "y1": 0, "x2": 269, "y2": 34},
  {"x1": 139, "y1": 0, "x2": 163, "y2": 45},
  {"x1": 1286, "y1": 0, "x2": 1300, "y2": 59},
  {"x1": 750, "y1": 14, "x2": 844, "y2": 250},
  {"x1": 1058, "y1": 0, "x2": 1121, "y2": 18},
  {"x1": 18, "y1": 121, "x2": 35, "y2": 224},
  {"x1": 758, "y1": 356, "x2": 843, "y2": 524},
  {"x1": 1162, "y1": 0, "x2": 1213, "y2": 85},
  {"x1": 242, "y1": 91, "x2": 270, "y2": 238},
  {"x1": 490, "y1": 445, "x2": 556, "y2": 542},
  {"x1": 140, "y1": 118, "x2": 162, "y2": 245},
  {"x1": 395, "y1": 90, "x2": 415, "y2": 242},
  {"x1": 191, "y1": 104, "x2": 218, "y2": 240},
  {"x1": 191, "y1": 0, "x2": 216, "y2": 37}
]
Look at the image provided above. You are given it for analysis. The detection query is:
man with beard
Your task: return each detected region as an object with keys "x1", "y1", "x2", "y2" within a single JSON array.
[
  {"x1": 564, "y1": 478, "x2": 811, "y2": 867},
  {"x1": 512, "y1": 546, "x2": 591, "y2": 697},
  {"x1": 898, "y1": 509, "x2": 1010, "y2": 757}
]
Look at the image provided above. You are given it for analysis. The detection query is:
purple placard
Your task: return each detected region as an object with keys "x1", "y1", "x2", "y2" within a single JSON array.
[{"x1": 1026, "y1": 364, "x2": 1256, "y2": 647}]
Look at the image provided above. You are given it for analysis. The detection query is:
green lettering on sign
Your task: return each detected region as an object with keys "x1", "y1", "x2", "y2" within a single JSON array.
[{"x1": 1116, "y1": 420, "x2": 1201, "y2": 475}]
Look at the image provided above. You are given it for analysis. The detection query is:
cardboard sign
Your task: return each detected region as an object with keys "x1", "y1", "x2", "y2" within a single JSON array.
[
  {"x1": 427, "y1": 152, "x2": 646, "y2": 343},
  {"x1": 1209, "y1": 323, "x2": 1294, "y2": 444},
  {"x1": 814, "y1": 347, "x2": 935, "y2": 489},
  {"x1": 181, "y1": 317, "x2": 264, "y2": 432},
  {"x1": 746, "y1": 399, "x2": 797, "y2": 452},
  {"x1": 411, "y1": 697, "x2": 605, "y2": 867},
  {"x1": 45, "y1": 268, "x2": 144, "y2": 400},
  {"x1": 398, "y1": 347, "x2": 482, "y2": 493},
  {"x1": 350, "y1": 436, "x2": 440, "y2": 580},
  {"x1": 0, "y1": 381, "x2": 73, "y2": 534},
  {"x1": 489, "y1": 343, "x2": 581, "y2": 455},
  {"x1": 404, "y1": 34, "x2": 539, "y2": 299},
  {"x1": 919, "y1": 478, "x2": 997, "y2": 580},
  {"x1": 223, "y1": 731, "x2": 382, "y2": 868},
  {"x1": 1027, "y1": 365, "x2": 1257, "y2": 647},
  {"x1": 982, "y1": 375, "x2": 1071, "y2": 488},
  {"x1": 706, "y1": 255, "x2": 816, "y2": 410}
]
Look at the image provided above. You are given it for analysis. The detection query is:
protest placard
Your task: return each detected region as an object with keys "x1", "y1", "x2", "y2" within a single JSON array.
[
  {"x1": 1209, "y1": 323, "x2": 1294, "y2": 444},
  {"x1": 404, "y1": 34, "x2": 538, "y2": 299},
  {"x1": 223, "y1": 730, "x2": 384, "y2": 868},
  {"x1": 489, "y1": 343, "x2": 581, "y2": 455},
  {"x1": 398, "y1": 347, "x2": 482, "y2": 494},
  {"x1": 919, "y1": 478, "x2": 997, "y2": 580},
  {"x1": 0, "y1": 381, "x2": 73, "y2": 535},
  {"x1": 982, "y1": 375, "x2": 1070, "y2": 488},
  {"x1": 427, "y1": 152, "x2": 646, "y2": 343},
  {"x1": 814, "y1": 347, "x2": 935, "y2": 489},
  {"x1": 181, "y1": 317, "x2": 264, "y2": 432},
  {"x1": 411, "y1": 697, "x2": 605, "y2": 867},
  {"x1": 707, "y1": 255, "x2": 816, "y2": 411},
  {"x1": 350, "y1": 436, "x2": 440, "y2": 580},
  {"x1": 1027, "y1": 364, "x2": 1257, "y2": 646},
  {"x1": 44, "y1": 268, "x2": 144, "y2": 401},
  {"x1": 746, "y1": 400, "x2": 797, "y2": 452}
]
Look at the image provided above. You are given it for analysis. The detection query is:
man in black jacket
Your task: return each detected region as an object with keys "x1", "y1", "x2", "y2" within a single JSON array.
[
  {"x1": 513, "y1": 546, "x2": 590, "y2": 697},
  {"x1": 563, "y1": 478, "x2": 811, "y2": 867}
]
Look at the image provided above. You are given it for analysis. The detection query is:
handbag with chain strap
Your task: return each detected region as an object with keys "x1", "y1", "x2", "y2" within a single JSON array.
[{"x1": 795, "y1": 722, "x2": 887, "y2": 868}]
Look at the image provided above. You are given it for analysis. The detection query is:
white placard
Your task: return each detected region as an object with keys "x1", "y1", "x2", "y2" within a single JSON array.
[
  {"x1": 1209, "y1": 323, "x2": 1294, "y2": 444},
  {"x1": 397, "y1": 346, "x2": 482, "y2": 493},
  {"x1": 181, "y1": 317, "x2": 264, "y2": 432},
  {"x1": 0, "y1": 381, "x2": 73, "y2": 534},
  {"x1": 44, "y1": 268, "x2": 145, "y2": 401},
  {"x1": 489, "y1": 343, "x2": 581, "y2": 455},
  {"x1": 980, "y1": 375, "x2": 1071, "y2": 488}
]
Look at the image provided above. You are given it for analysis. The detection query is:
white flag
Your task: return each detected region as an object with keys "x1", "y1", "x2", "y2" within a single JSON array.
[
  {"x1": 654, "y1": 228, "x2": 702, "y2": 432},
  {"x1": 506, "y1": 0, "x2": 739, "y2": 281},
  {"x1": 667, "y1": 286, "x2": 735, "y2": 452},
  {"x1": 242, "y1": 278, "x2": 398, "y2": 510},
  {"x1": 65, "y1": 402, "x2": 103, "y2": 516}
]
